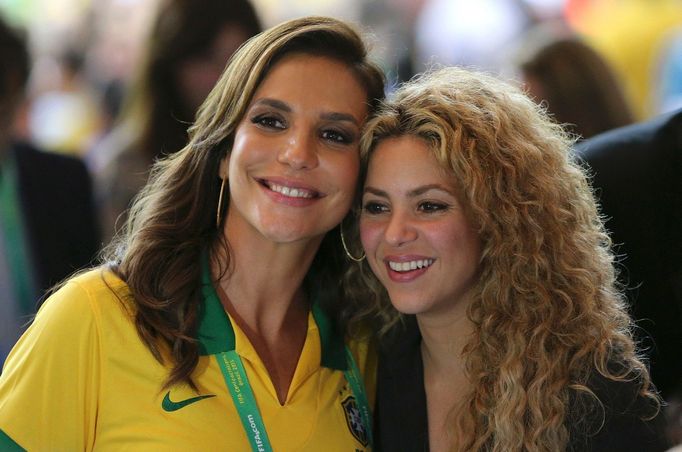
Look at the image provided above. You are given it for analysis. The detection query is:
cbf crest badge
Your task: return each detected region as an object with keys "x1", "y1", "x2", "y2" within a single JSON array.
[{"x1": 342, "y1": 395, "x2": 368, "y2": 447}]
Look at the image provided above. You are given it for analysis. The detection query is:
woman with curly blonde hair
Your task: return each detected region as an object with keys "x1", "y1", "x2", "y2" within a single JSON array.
[{"x1": 341, "y1": 67, "x2": 669, "y2": 451}]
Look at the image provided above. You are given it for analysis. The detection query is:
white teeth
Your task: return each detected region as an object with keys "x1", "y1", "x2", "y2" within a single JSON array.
[
  {"x1": 388, "y1": 259, "x2": 434, "y2": 272},
  {"x1": 268, "y1": 183, "x2": 314, "y2": 198}
]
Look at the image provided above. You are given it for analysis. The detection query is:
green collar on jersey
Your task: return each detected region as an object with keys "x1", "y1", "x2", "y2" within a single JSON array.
[{"x1": 196, "y1": 252, "x2": 347, "y2": 370}]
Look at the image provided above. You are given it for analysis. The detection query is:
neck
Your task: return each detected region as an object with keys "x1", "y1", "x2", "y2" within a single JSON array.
[
  {"x1": 212, "y1": 217, "x2": 323, "y2": 404},
  {"x1": 215, "y1": 216, "x2": 322, "y2": 339},
  {"x1": 417, "y1": 303, "x2": 473, "y2": 376},
  {"x1": 418, "y1": 303, "x2": 474, "y2": 452},
  {"x1": 214, "y1": 253, "x2": 317, "y2": 343}
]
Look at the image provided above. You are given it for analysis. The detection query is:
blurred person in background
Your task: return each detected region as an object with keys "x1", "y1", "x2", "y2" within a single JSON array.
[
  {"x1": 576, "y1": 108, "x2": 682, "y2": 408},
  {"x1": 27, "y1": 47, "x2": 103, "y2": 156},
  {"x1": 0, "y1": 15, "x2": 99, "y2": 366},
  {"x1": 515, "y1": 25, "x2": 635, "y2": 140},
  {"x1": 91, "y1": 0, "x2": 261, "y2": 243}
]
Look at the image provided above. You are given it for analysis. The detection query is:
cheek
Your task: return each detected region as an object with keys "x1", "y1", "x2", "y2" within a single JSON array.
[
  {"x1": 324, "y1": 151, "x2": 360, "y2": 198},
  {"x1": 360, "y1": 220, "x2": 386, "y2": 277},
  {"x1": 228, "y1": 130, "x2": 264, "y2": 178},
  {"x1": 441, "y1": 222, "x2": 482, "y2": 271},
  {"x1": 359, "y1": 219, "x2": 383, "y2": 258}
]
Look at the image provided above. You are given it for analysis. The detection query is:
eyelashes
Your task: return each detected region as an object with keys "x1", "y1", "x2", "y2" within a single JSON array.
[
  {"x1": 361, "y1": 200, "x2": 451, "y2": 215},
  {"x1": 250, "y1": 114, "x2": 355, "y2": 145},
  {"x1": 362, "y1": 201, "x2": 387, "y2": 215},
  {"x1": 251, "y1": 114, "x2": 285, "y2": 129},
  {"x1": 321, "y1": 129, "x2": 353, "y2": 144},
  {"x1": 418, "y1": 201, "x2": 449, "y2": 212}
]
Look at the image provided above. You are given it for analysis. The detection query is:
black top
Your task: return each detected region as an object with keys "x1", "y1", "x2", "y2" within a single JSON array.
[
  {"x1": 375, "y1": 316, "x2": 429, "y2": 452},
  {"x1": 375, "y1": 316, "x2": 670, "y2": 452}
]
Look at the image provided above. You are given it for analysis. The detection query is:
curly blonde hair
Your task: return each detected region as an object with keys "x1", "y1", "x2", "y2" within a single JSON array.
[{"x1": 342, "y1": 67, "x2": 659, "y2": 451}]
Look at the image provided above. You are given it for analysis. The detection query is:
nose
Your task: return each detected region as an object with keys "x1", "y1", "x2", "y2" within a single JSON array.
[
  {"x1": 277, "y1": 130, "x2": 319, "y2": 170},
  {"x1": 384, "y1": 209, "x2": 418, "y2": 247}
]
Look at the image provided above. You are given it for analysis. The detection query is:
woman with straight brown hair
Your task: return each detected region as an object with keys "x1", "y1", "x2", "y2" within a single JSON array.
[{"x1": 0, "y1": 16, "x2": 384, "y2": 450}]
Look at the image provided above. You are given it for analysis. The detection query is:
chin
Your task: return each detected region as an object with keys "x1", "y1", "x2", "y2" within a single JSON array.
[
  {"x1": 387, "y1": 294, "x2": 431, "y2": 316},
  {"x1": 254, "y1": 217, "x2": 305, "y2": 240},
  {"x1": 259, "y1": 217, "x2": 337, "y2": 244},
  {"x1": 261, "y1": 228, "x2": 310, "y2": 244}
]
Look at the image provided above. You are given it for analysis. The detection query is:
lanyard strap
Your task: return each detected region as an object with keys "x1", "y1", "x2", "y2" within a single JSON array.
[
  {"x1": 344, "y1": 346, "x2": 374, "y2": 447},
  {"x1": 216, "y1": 347, "x2": 373, "y2": 451},
  {"x1": 217, "y1": 350, "x2": 273, "y2": 452}
]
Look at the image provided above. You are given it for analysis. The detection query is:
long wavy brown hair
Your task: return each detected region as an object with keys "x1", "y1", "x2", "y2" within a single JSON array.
[
  {"x1": 103, "y1": 16, "x2": 385, "y2": 389},
  {"x1": 121, "y1": 0, "x2": 262, "y2": 162},
  {"x1": 343, "y1": 67, "x2": 658, "y2": 451}
]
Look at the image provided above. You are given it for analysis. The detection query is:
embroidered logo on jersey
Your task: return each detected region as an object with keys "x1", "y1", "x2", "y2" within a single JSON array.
[
  {"x1": 342, "y1": 395, "x2": 368, "y2": 447},
  {"x1": 162, "y1": 391, "x2": 216, "y2": 412}
]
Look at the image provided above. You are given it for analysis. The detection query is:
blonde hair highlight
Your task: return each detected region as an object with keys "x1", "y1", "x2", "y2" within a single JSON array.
[{"x1": 344, "y1": 67, "x2": 659, "y2": 451}]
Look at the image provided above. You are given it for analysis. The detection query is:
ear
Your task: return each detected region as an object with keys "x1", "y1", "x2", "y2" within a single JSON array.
[{"x1": 218, "y1": 154, "x2": 229, "y2": 180}]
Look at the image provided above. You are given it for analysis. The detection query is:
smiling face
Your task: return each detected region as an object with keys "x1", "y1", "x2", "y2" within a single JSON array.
[
  {"x1": 223, "y1": 53, "x2": 368, "y2": 247},
  {"x1": 360, "y1": 135, "x2": 482, "y2": 319}
]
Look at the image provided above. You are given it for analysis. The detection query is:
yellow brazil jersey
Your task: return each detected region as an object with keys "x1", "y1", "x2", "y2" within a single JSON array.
[{"x1": 0, "y1": 267, "x2": 376, "y2": 451}]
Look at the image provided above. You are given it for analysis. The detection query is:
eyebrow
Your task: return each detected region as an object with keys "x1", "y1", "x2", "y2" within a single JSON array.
[
  {"x1": 252, "y1": 98, "x2": 291, "y2": 112},
  {"x1": 364, "y1": 184, "x2": 456, "y2": 198},
  {"x1": 321, "y1": 112, "x2": 360, "y2": 127},
  {"x1": 251, "y1": 98, "x2": 360, "y2": 127}
]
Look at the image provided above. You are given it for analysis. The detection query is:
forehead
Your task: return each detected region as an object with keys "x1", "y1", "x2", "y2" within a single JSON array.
[
  {"x1": 367, "y1": 135, "x2": 455, "y2": 188},
  {"x1": 249, "y1": 53, "x2": 368, "y2": 119}
]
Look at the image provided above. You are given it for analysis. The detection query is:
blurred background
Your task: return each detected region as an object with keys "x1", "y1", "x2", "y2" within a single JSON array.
[{"x1": 1, "y1": 0, "x2": 681, "y2": 161}]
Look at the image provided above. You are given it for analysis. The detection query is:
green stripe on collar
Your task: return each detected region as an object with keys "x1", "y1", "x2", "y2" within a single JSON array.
[
  {"x1": 197, "y1": 255, "x2": 235, "y2": 355},
  {"x1": 196, "y1": 252, "x2": 347, "y2": 370},
  {"x1": 312, "y1": 301, "x2": 347, "y2": 371},
  {"x1": 0, "y1": 429, "x2": 25, "y2": 451}
]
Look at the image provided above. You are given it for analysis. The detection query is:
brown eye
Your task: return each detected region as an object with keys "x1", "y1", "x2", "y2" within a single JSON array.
[
  {"x1": 418, "y1": 201, "x2": 448, "y2": 212},
  {"x1": 362, "y1": 201, "x2": 388, "y2": 214},
  {"x1": 321, "y1": 128, "x2": 352, "y2": 144},
  {"x1": 252, "y1": 114, "x2": 286, "y2": 130}
]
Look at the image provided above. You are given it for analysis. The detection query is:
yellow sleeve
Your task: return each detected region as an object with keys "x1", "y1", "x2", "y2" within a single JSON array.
[{"x1": 0, "y1": 277, "x2": 102, "y2": 451}]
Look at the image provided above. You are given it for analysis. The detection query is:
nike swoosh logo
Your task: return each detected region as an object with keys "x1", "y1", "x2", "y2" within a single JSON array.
[{"x1": 162, "y1": 391, "x2": 216, "y2": 412}]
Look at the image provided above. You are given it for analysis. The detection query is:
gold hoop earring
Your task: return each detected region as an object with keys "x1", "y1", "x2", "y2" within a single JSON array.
[
  {"x1": 340, "y1": 227, "x2": 365, "y2": 262},
  {"x1": 216, "y1": 177, "x2": 227, "y2": 228}
]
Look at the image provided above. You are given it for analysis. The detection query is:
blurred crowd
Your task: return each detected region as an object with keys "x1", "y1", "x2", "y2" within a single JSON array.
[
  {"x1": 1, "y1": 0, "x2": 681, "y2": 445},
  {"x1": 5, "y1": 0, "x2": 682, "y2": 155}
]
